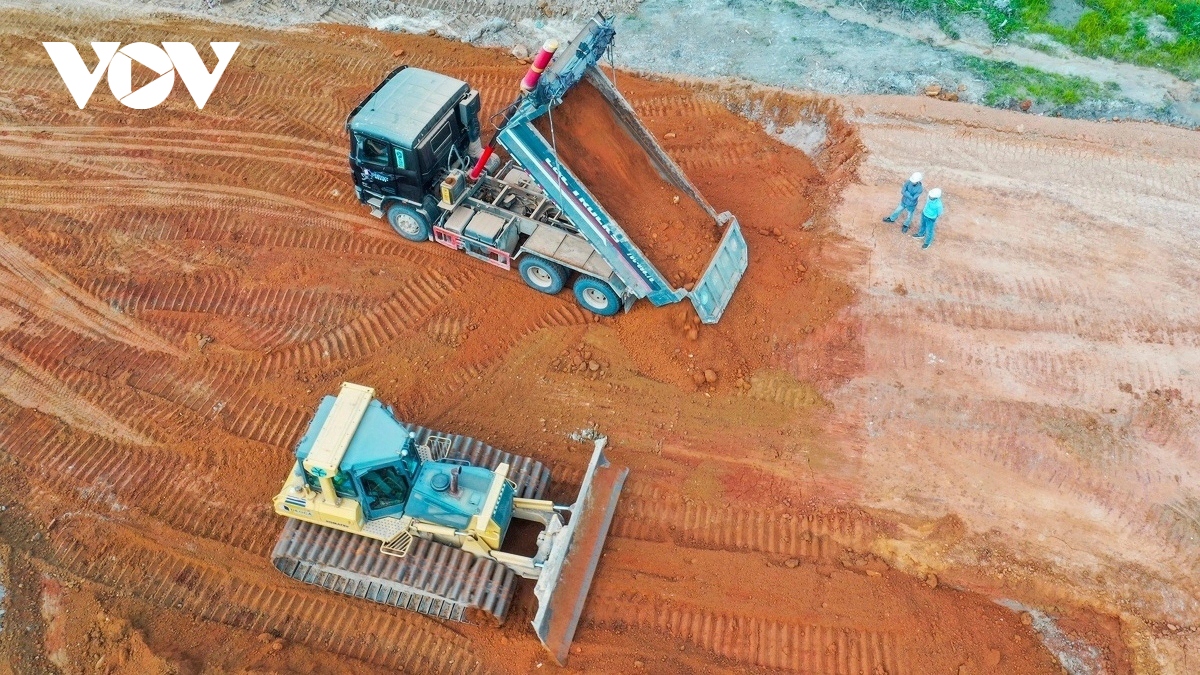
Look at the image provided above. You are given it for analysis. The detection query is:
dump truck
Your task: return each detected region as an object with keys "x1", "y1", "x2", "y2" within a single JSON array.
[
  {"x1": 347, "y1": 14, "x2": 748, "y2": 323},
  {"x1": 270, "y1": 383, "x2": 627, "y2": 664}
]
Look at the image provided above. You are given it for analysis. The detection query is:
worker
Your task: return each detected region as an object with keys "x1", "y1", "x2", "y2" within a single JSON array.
[
  {"x1": 915, "y1": 188, "x2": 944, "y2": 249},
  {"x1": 882, "y1": 172, "x2": 924, "y2": 232}
]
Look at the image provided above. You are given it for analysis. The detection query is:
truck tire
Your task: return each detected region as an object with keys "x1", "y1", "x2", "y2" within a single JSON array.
[
  {"x1": 387, "y1": 203, "x2": 431, "y2": 242},
  {"x1": 518, "y1": 256, "x2": 567, "y2": 294},
  {"x1": 573, "y1": 276, "x2": 620, "y2": 316}
]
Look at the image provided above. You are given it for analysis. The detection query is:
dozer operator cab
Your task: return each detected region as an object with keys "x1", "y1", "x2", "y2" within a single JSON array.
[
  {"x1": 282, "y1": 385, "x2": 515, "y2": 542},
  {"x1": 346, "y1": 66, "x2": 482, "y2": 218}
]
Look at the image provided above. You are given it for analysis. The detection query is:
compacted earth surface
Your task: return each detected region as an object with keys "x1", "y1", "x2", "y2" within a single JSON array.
[{"x1": 0, "y1": 6, "x2": 1195, "y2": 675}]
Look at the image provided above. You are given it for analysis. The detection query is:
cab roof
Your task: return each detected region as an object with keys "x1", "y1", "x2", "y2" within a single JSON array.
[
  {"x1": 296, "y1": 396, "x2": 409, "y2": 474},
  {"x1": 347, "y1": 67, "x2": 468, "y2": 148}
]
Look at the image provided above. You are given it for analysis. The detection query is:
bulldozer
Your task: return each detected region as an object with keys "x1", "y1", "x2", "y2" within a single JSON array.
[{"x1": 270, "y1": 382, "x2": 627, "y2": 664}]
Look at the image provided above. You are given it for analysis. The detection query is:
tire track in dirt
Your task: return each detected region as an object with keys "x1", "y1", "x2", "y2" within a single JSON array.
[
  {"x1": 588, "y1": 592, "x2": 910, "y2": 674},
  {"x1": 45, "y1": 518, "x2": 487, "y2": 674}
]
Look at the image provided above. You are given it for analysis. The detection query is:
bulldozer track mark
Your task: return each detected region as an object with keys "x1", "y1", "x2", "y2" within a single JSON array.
[
  {"x1": 46, "y1": 520, "x2": 486, "y2": 674},
  {"x1": 407, "y1": 301, "x2": 594, "y2": 410},
  {"x1": 741, "y1": 372, "x2": 826, "y2": 410},
  {"x1": 0, "y1": 407, "x2": 279, "y2": 554},
  {"x1": 0, "y1": 135, "x2": 346, "y2": 175},
  {"x1": 99, "y1": 280, "x2": 365, "y2": 329},
  {"x1": 591, "y1": 593, "x2": 909, "y2": 674},
  {"x1": 82, "y1": 205, "x2": 429, "y2": 263},
  {"x1": 629, "y1": 96, "x2": 725, "y2": 120},
  {"x1": 5, "y1": 342, "x2": 177, "y2": 442},
  {"x1": 0, "y1": 228, "x2": 181, "y2": 355},
  {"x1": 0, "y1": 179, "x2": 388, "y2": 236},
  {"x1": 533, "y1": 302, "x2": 592, "y2": 329},
  {"x1": 538, "y1": 468, "x2": 877, "y2": 559},
  {"x1": 611, "y1": 495, "x2": 872, "y2": 560},
  {"x1": 13, "y1": 199, "x2": 467, "y2": 276},
  {"x1": 4, "y1": 322, "x2": 314, "y2": 451},
  {"x1": 3, "y1": 126, "x2": 347, "y2": 156},
  {"x1": 262, "y1": 267, "x2": 472, "y2": 371}
]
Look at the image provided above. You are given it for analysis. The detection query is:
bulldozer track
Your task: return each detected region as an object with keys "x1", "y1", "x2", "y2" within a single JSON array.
[
  {"x1": 590, "y1": 593, "x2": 910, "y2": 675},
  {"x1": 3, "y1": 323, "x2": 320, "y2": 450},
  {"x1": 273, "y1": 519, "x2": 518, "y2": 624},
  {"x1": 99, "y1": 280, "x2": 366, "y2": 328},
  {"x1": 46, "y1": 518, "x2": 488, "y2": 674},
  {"x1": 42, "y1": 205, "x2": 420, "y2": 261},
  {"x1": 402, "y1": 300, "x2": 593, "y2": 411}
]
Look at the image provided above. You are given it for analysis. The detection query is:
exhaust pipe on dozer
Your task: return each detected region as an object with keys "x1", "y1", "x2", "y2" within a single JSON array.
[{"x1": 531, "y1": 437, "x2": 628, "y2": 664}]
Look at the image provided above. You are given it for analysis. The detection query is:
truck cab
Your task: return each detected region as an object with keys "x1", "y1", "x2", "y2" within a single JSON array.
[{"x1": 347, "y1": 66, "x2": 481, "y2": 235}]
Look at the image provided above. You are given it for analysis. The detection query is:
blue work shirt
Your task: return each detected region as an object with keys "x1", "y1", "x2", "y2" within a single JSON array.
[
  {"x1": 901, "y1": 181, "x2": 923, "y2": 208},
  {"x1": 923, "y1": 197, "x2": 943, "y2": 219}
]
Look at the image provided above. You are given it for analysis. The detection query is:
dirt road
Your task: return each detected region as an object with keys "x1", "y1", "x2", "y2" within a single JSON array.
[{"x1": 0, "y1": 7, "x2": 1187, "y2": 675}]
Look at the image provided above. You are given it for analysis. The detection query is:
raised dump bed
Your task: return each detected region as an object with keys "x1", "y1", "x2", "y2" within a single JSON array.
[{"x1": 534, "y1": 79, "x2": 722, "y2": 288}]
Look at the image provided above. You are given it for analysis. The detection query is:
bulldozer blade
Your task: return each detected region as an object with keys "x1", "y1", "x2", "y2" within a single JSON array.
[{"x1": 532, "y1": 437, "x2": 628, "y2": 665}]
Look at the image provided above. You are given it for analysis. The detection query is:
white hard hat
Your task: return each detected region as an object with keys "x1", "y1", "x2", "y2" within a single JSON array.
[
  {"x1": 929, "y1": 188, "x2": 942, "y2": 199},
  {"x1": 910, "y1": 172, "x2": 923, "y2": 183}
]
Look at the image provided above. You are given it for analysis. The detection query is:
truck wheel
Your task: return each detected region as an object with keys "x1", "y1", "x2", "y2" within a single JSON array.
[
  {"x1": 573, "y1": 277, "x2": 620, "y2": 316},
  {"x1": 518, "y1": 256, "x2": 567, "y2": 294},
  {"x1": 387, "y1": 203, "x2": 431, "y2": 242}
]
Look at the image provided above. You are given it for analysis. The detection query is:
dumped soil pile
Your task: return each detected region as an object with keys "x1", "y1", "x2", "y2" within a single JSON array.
[{"x1": 534, "y1": 80, "x2": 721, "y2": 287}]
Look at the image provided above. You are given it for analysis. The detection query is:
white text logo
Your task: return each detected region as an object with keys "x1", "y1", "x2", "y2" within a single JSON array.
[{"x1": 42, "y1": 41, "x2": 239, "y2": 109}]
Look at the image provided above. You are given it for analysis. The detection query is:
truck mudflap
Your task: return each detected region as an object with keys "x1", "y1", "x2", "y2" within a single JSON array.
[
  {"x1": 531, "y1": 437, "x2": 628, "y2": 664},
  {"x1": 688, "y1": 214, "x2": 749, "y2": 323}
]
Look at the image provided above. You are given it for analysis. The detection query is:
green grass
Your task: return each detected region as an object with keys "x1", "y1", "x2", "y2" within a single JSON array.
[
  {"x1": 1035, "y1": 2, "x2": 1200, "y2": 80},
  {"x1": 961, "y1": 55, "x2": 1120, "y2": 105},
  {"x1": 868, "y1": 0, "x2": 1200, "y2": 80}
]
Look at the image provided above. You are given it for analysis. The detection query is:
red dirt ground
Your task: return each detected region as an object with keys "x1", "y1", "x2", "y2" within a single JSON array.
[{"x1": 0, "y1": 8, "x2": 1136, "y2": 675}]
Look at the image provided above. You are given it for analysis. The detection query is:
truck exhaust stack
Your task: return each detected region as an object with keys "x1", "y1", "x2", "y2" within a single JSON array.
[{"x1": 521, "y1": 40, "x2": 560, "y2": 93}]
